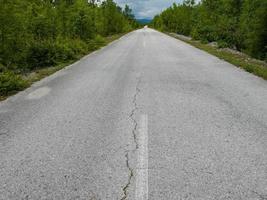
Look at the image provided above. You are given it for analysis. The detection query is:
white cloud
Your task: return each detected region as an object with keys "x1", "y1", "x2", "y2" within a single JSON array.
[{"x1": 114, "y1": 0, "x2": 200, "y2": 19}]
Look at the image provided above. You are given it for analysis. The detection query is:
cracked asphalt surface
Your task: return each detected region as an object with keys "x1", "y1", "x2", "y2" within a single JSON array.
[{"x1": 0, "y1": 28, "x2": 267, "y2": 200}]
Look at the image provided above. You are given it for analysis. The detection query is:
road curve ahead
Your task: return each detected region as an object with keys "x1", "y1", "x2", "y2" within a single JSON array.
[{"x1": 1, "y1": 28, "x2": 267, "y2": 200}]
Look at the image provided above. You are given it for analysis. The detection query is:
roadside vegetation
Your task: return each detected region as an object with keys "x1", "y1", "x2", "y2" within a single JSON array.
[
  {"x1": 0, "y1": 0, "x2": 139, "y2": 99},
  {"x1": 151, "y1": 0, "x2": 267, "y2": 79}
]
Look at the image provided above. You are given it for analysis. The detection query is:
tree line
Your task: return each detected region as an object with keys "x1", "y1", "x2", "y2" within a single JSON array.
[
  {"x1": 0, "y1": 0, "x2": 139, "y2": 96},
  {"x1": 151, "y1": 0, "x2": 267, "y2": 61},
  {"x1": 0, "y1": 0, "x2": 138, "y2": 72}
]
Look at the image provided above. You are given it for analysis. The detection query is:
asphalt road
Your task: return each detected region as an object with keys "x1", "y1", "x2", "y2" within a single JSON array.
[{"x1": 0, "y1": 28, "x2": 267, "y2": 200}]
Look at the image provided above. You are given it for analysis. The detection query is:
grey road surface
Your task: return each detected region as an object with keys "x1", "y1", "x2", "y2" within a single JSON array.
[{"x1": 1, "y1": 28, "x2": 267, "y2": 200}]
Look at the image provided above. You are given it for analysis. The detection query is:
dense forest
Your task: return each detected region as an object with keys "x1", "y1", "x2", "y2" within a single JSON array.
[
  {"x1": 0, "y1": 0, "x2": 138, "y2": 96},
  {"x1": 151, "y1": 0, "x2": 267, "y2": 61}
]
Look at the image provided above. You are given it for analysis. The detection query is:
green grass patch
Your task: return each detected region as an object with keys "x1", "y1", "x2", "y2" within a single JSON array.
[
  {"x1": 168, "y1": 33, "x2": 267, "y2": 80},
  {"x1": 0, "y1": 71, "x2": 29, "y2": 97}
]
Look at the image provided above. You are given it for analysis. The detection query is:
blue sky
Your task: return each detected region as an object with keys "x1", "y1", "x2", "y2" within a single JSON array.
[{"x1": 114, "y1": 0, "x2": 199, "y2": 19}]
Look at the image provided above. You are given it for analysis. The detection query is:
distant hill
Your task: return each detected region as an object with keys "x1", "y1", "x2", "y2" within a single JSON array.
[{"x1": 137, "y1": 18, "x2": 152, "y2": 25}]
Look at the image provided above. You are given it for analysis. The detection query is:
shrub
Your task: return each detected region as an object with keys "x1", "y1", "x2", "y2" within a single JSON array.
[
  {"x1": 87, "y1": 35, "x2": 106, "y2": 51},
  {"x1": 54, "y1": 38, "x2": 76, "y2": 62},
  {"x1": 68, "y1": 39, "x2": 88, "y2": 55},
  {"x1": 25, "y1": 38, "x2": 88, "y2": 69},
  {"x1": 0, "y1": 71, "x2": 28, "y2": 96},
  {"x1": 53, "y1": 38, "x2": 89, "y2": 61},
  {"x1": 26, "y1": 41, "x2": 57, "y2": 69},
  {"x1": 217, "y1": 40, "x2": 230, "y2": 48},
  {"x1": 0, "y1": 64, "x2": 6, "y2": 73},
  {"x1": 94, "y1": 35, "x2": 106, "y2": 46}
]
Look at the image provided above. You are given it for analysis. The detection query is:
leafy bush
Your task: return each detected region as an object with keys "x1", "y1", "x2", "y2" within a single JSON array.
[
  {"x1": 0, "y1": 64, "x2": 6, "y2": 73},
  {"x1": 217, "y1": 40, "x2": 230, "y2": 48},
  {"x1": 26, "y1": 41, "x2": 58, "y2": 69},
  {"x1": 86, "y1": 35, "x2": 106, "y2": 51},
  {"x1": 68, "y1": 39, "x2": 88, "y2": 55},
  {"x1": 54, "y1": 38, "x2": 76, "y2": 62},
  {"x1": 25, "y1": 38, "x2": 88, "y2": 69},
  {"x1": 0, "y1": 71, "x2": 28, "y2": 96},
  {"x1": 86, "y1": 35, "x2": 105, "y2": 51},
  {"x1": 94, "y1": 35, "x2": 106, "y2": 46}
]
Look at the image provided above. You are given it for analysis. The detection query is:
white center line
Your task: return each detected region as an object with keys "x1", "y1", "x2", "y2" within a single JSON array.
[
  {"x1": 135, "y1": 114, "x2": 149, "y2": 200},
  {"x1": 143, "y1": 41, "x2": 146, "y2": 48}
]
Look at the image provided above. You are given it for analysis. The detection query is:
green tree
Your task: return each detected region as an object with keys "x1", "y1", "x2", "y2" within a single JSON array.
[
  {"x1": 0, "y1": 0, "x2": 137, "y2": 71},
  {"x1": 240, "y1": 0, "x2": 267, "y2": 59},
  {"x1": 151, "y1": 0, "x2": 266, "y2": 60}
]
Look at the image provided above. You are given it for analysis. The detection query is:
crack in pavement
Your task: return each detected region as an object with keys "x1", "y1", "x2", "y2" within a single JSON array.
[
  {"x1": 130, "y1": 77, "x2": 141, "y2": 150},
  {"x1": 121, "y1": 152, "x2": 134, "y2": 200},
  {"x1": 120, "y1": 76, "x2": 142, "y2": 200}
]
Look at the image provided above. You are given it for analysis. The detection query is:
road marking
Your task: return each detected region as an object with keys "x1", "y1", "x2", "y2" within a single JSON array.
[
  {"x1": 143, "y1": 41, "x2": 146, "y2": 48},
  {"x1": 27, "y1": 87, "x2": 51, "y2": 100},
  {"x1": 135, "y1": 114, "x2": 148, "y2": 200}
]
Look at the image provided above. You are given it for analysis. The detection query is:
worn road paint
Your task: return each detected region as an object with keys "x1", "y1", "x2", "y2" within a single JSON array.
[
  {"x1": 135, "y1": 114, "x2": 148, "y2": 200},
  {"x1": 143, "y1": 41, "x2": 146, "y2": 48},
  {"x1": 27, "y1": 87, "x2": 51, "y2": 100}
]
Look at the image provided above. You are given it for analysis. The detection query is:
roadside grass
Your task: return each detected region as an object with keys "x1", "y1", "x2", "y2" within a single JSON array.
[
  {"x1": 0, "y1": 33, "x2": 125, "y2": 101},
  {"x1": 167, "y1": 33, "x2": 267, "y2": 80}
]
